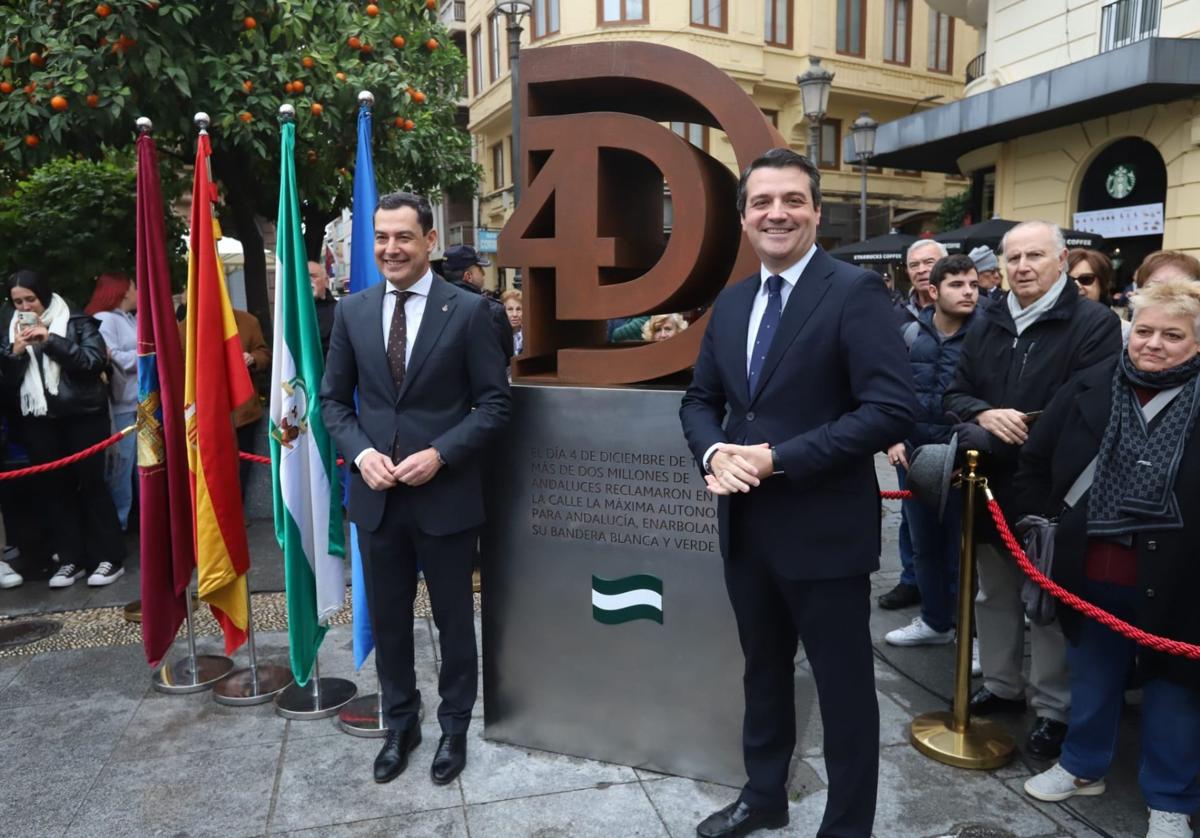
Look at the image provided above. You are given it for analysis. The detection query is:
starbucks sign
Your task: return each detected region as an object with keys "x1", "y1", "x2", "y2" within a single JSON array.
[{"x1": 1106, "y1": 165, "x2": 1136, "y2": 200}]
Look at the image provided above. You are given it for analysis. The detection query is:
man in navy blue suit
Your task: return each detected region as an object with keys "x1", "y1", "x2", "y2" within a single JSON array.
[{"x1": 680, "y1": 149, "x2": 916, "y2": 838}]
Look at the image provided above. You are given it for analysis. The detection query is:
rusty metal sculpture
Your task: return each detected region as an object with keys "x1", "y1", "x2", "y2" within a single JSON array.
[{"x1": 498, "y1": 42, "x2": 784, "y2": 385}]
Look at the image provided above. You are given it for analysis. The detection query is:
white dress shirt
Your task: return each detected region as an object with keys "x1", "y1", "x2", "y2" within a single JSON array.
[
  {"x1": 355, "y1": 268, "x2": 434, "y2": 468},
  {"x1": 704, "y1": 244, "x2": 817, "y2": 473},
  {"x1": 380, "y1": 268, "x2": 433, "y2": 366}
]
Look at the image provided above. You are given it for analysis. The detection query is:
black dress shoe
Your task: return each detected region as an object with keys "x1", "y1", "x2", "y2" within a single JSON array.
[
  {"x1": 373, "y1": 724, "x2": 421, "y2": 784},
  {"x1": 878, "y1": 582, "x2": 921, "y2": 610},
  {"x1": 968, "y1": 686, "x2": 1027, "y2": 716},
  {"x1": 1025, "y1": 717, "x2": 1068, "y2": 760},
  {"x1": 696, "y1": 799, "x2": 788, "y2": 838},
  {"x1": 430, "y1": 733, "x2": 467, "y2": 785}
]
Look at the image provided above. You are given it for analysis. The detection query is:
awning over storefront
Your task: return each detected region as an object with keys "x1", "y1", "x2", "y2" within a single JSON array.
[{"x1": 861, "y1": 38, "x2": 1200, "y2": 173}]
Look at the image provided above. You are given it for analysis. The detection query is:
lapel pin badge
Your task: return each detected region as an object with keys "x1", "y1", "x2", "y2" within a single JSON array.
[{"x1": 442, "y1": 303, "x2": 448, "y2": 311}]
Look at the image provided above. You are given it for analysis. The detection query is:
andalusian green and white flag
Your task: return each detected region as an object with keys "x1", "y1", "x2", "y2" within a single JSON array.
[
  {"x1": 269, "y1": 119, "x2": 346, "y2": 686},
  {"x1": 592, "y1": 574, "x2": 663, "y2": 625}
]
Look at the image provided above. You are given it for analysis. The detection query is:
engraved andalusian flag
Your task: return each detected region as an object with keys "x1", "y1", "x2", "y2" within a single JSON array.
[
  {"x1": 270, "y1": 119, "x2": 346, "y2": 686},
  {"x1": 591, "y1": 574, "x2": 663, "y2": 624},
  {"x1": 184, "y1": 129, "x2": 255, "y2": 655}
]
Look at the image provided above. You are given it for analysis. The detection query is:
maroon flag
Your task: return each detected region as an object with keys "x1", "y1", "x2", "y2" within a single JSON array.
[{"x1": 136, "y1": 131, "x2": 194, "y2": 667}]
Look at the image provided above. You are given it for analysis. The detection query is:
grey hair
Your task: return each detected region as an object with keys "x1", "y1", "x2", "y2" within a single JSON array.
[
  {"x1": 1000, "y1": 221, "x2": 1066, "y2": 255},
  {"x1": 906, "y1": 239, "x2": 948, "y2": 263}
]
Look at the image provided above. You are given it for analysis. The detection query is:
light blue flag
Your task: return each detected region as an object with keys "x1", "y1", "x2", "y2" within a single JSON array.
[{"x1": 349, "y1": 101, "x2": 383, "y2": 671}]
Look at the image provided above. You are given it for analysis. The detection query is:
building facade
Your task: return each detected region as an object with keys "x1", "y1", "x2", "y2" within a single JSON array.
[
  {"x1": 459, "y1": 0, "x2": 977, "y2": 287},
  {"x1": 873, "y1": 0, "x2": 1200, "y2": 284}
]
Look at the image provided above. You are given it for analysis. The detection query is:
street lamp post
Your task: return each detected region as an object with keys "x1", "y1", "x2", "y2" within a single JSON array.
[
  {"x1": 850, "y1": 111, "x2": 878, "y2": 243},
  {"x1": 495, "y1": 0, "x2": 532, "y2": 205},
  {"x1": 797, "y1": 56, "x2": 834, "y2": 167}
]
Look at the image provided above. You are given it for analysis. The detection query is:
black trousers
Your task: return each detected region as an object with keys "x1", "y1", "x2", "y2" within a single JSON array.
[
  {"x1": 21, "y1": 412, "x2": 126, "y2": 573},
  {"x1": 725, "y1": 522, "x2": 879, "y2": 836},
  {"x1": 359, "y1": 486, "x2": 477, "y2": 734}
]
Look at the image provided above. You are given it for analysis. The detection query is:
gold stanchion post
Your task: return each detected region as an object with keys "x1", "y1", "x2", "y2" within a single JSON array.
[{"x1": 909, "y1": 449, "x2": 1015, "y2": 769}]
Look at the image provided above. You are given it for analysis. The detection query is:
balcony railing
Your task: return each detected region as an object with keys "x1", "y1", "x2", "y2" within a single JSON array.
[
  {"x1": 965, "y1": 51, "x2": 986, "y2": 85},
  {"x1": 1099, "y1": 0, "x2": 1159, "y2": 53},
  {"x1": 440, "y1": 0, "x2": 466, "y2": 25}
]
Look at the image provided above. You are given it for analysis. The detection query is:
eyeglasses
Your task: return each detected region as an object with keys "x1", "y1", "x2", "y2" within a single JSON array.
[{"x1": 1073, "y1": 273, "x2": 1098, "y2": 287}]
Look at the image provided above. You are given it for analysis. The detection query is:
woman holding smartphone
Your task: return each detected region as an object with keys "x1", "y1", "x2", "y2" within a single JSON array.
[{"x1": 2, "y1": 270, "x2": 125, "y2": 588}]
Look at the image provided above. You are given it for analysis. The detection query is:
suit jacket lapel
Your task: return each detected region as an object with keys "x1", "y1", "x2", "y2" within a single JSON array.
[
  {"x1": 724, "y1": 277, "x2": 758, "y2": 404},
  {"x1": 749, "y1": 248, "x2": 835, "y2": 406},
  {"x1": 397, "y1": 278, "x2": 455, "y2": 403},
  {"x1": 361, "y1": 283, "x2": 394, "y2": 394}
]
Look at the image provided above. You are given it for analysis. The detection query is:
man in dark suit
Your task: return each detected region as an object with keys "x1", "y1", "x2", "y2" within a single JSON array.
[
  {"x1": 442, "y1": 244, "x2": 514, "y2": 360},
  {"x1": 321, "y1": 191, "x2": 511, "y2": 786},
  {"x1": 680, "y1": 149, "x2": 915, "y2": 838}
]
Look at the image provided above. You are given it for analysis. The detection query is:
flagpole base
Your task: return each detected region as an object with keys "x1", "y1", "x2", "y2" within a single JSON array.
[
  {"x1": 910, "y1": 711, "x2": 1015, "y2": 770},
  {"x1": 338, "y1": 693, "x2": 386, "y2": 737},
  {"x1": 274, "y1": 677, "x2": 357, "y2": 720},
  {"x1": 123, "y1": 600, "x2": 142, "y2": 624},
  {"x1": 152, "y1": 655, "x2": 235, "y2": 694},
  {"x1": 212, "y1": 663, "x2": 293, "y2": 706}
]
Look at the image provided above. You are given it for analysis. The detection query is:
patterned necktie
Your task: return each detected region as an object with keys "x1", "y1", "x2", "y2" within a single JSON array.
[
  {"x1": 386, "y1": 289, "x2": 414, "y2": 391},
  {"x1": 747, "y1": 274, "x2": 783, "y2": 399}
]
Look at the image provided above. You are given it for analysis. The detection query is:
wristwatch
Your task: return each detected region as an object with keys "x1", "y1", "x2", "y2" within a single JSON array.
[{"x1": 771, "y1": 446, "x2": 783, "y2": 475}]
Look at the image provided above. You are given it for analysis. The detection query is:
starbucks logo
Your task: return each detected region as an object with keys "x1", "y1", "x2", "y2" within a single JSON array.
[{"x1": 1106, "y1": 165, "x2": 1136, "y2": 200}]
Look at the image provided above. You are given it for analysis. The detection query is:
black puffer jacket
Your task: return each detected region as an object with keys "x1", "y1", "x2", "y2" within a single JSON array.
[
  {"x1": 943, "y1": 280, "x2": 1121, "y2": 538},
  {"x1": 1, "y1": 311, "x2": 110, "y2": 418}
]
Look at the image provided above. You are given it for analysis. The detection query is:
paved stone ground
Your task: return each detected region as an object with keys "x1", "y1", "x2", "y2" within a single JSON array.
[{"x1": 0, "y1": 455, "x2": 1193, "y2": 837}]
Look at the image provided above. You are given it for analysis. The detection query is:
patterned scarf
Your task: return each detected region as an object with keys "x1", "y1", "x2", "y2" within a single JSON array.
[{"x1": 1086, "y1": 349, "x2": 1200, "y2": 537}]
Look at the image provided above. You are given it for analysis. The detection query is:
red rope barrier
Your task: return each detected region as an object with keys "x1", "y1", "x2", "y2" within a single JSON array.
[
  {"x1": 239, "y1": 450, "x2": 344, "y2": 466},
  {"x1": 0, "y1": 426, "x2": 132, "y2": 481},
  {"x1": 881, "y1": 490, "x2": 913, "y2": 500},
  {"x1": 986, "y1": 495, "x2": 1200, "y2": 660}
]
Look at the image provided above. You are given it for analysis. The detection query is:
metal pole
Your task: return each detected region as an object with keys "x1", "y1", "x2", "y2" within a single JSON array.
[
  {"x1": 312, "y1": 653, "x2": 323, "y2": 708},
  {"x1": 507, "y1": 16, "x2": 523, "y2": 205},
  {"x1": 376, "y1": 670, "x2": 385, "y2": 727},
  {"x1": 909, "y1": 450, "x2": 1015, "y2": 769},
  {"x1": 183, "y1": 582, "x2": 199, "y2": 666},
  {"x1": 859, "y1": 157, "x2": 869, "y2": 242},
  {"x1": 212, "y1": 577, "x2": 293, "y2": 705},
  {"x1": 808, "y1": 121, "x2": 821, "y2": 170},
  {"x1": 152, "y1": 581, "x2": 235, "y2": 694}
]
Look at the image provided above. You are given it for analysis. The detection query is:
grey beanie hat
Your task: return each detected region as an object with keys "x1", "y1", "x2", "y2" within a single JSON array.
[{"x1": 969, "y1": 245, "x2": 998, "y2": 273}]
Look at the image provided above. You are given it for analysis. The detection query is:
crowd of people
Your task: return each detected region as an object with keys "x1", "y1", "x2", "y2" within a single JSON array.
[{"x1": 876, "y1": 226, "x2": 1200, "y2": 838}]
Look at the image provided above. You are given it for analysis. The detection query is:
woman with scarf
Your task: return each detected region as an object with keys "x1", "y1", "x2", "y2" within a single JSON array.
[
  {"x1": 1014, "y1": 276, "x2": 1200, "y2": 838},
  {"x1": 1, "y1": 270, "x2": 125, "y2": 588}
]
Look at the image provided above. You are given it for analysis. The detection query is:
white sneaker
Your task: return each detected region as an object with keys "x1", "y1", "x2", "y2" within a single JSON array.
[
  {"x1": 1024, "y1": 763, "x2": 1106, "y2": 802},
  {"x1": 48, "y1": 563, "x2": 85, "y2": 588},
  {"x1": 885, "y1": 616, "x2": 955, "y2": 647},
  {"x1": 86, "y1": 562, "x2": 124, "y2": 587},
  {"x1": 1146, "y1": 808, "x2": 1194, "y2": 838},
  {"x1": 0, "y1": 560, "x2": 22, "y2": 589},
  {"x1": 971, "y1": 638, "x2": 982, "y2": 676}
]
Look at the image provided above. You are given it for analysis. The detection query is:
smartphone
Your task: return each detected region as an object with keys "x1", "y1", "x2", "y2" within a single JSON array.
[
  {"x1": 16, "y1": 311, "x2": 38, "y2": 329},
  {"x1": 1022, "y1": 410, "x2": 1044, "y2": 423}
]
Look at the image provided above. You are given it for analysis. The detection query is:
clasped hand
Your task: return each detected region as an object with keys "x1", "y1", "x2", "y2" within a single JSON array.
[
  {"x1": 704, "y1": 442, "x2": 773, "y2": 496},
  {"x1": 360, "y1": 447, "x2": 442, "y2": 491}
]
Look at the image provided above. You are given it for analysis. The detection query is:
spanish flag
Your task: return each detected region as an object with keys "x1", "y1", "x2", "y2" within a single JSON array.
[{"x1": 184, "y1": 129, "x2": 255, "y2": 654}]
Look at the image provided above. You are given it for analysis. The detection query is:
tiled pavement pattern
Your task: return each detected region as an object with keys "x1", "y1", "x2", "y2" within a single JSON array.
[{"x1": 0, "y1": 456, "x2": 1193, "y2": 837}]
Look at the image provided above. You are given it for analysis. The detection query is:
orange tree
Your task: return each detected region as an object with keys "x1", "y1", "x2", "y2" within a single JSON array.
[{"x1": 0, "y1": 0, "x2": 477, "y2": 334}]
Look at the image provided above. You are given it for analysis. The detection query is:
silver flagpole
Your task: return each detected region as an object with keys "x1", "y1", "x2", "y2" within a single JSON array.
[
  {"x1": 213, "y1": 578, "x2": 292, "y2": 705},
  {"x1": 276, "y1": 648, "x2": 356, "y2": 720}
]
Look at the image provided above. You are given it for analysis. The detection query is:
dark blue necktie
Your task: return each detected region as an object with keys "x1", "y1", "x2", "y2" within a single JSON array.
[{"x1": 747, "y1": 274, "x2": 783, "y2": 399}]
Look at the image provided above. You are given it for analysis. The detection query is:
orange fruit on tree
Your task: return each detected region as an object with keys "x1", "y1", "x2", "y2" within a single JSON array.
[
  {"x1": 1, "y1": 56, "x2": 11, "y2": 67},
  {"x1": 366, "y1": 3, "x2": 379, "y2": 17},
  {"x1": 348, "y1": 36, "x2": 361, "y2": 50},
  {"x1": 392, "y1": 35, "x2": 406, "y2": 48},
  {"x1": 50, "y1": 94, "x2": 67, "y2": 111},
  {"x1": 410, "y1": 89, "x2": 426, "y2": 104},
  {"x1": 393, "y1": 116, "x2": 404, "y2": 128},
  {"x1": 0, "y1": 81, "x2": 11, "y2": 94},
  {"x1": 425, "y1": 38, "x2": 439, "y2": 51},
  {"x1": 29, "y1": 52, "x2": 44, "y2": 66},
  {"x1": 284, "y1": 81, "x2": 295, "y2": 94},
  {"x1": 243, "y1": 16, "x2": 257, "y2": 30},
  {"x1": 310, "y1": 102, "x2": 323, "y2": 116},
  {"x1": 360, "y1": 42, "x2": 373, "y2": 54},
  {"x1": 238, "y1": 110, "x2": 253, "y2": 123},
  {"x1": 293, "y1": 79, "x2": 304, "y2": 92},
  {"x1": 335, "y1": 71, "x2": 348, "y2": 82},
  {"x1": 96, "y1": 3, "x2": 111, "y2": 17},
  {"x1": 404, "y1": 118, "x2": 415, "y2": 131},
  {"x1": 242, "y1": 79, "x2": 254, "y2": 92},
  {"x1": 302, "y1": 55, "x2": 315, "y2": 69},
  {"x1": 426, "y1": 0, "x2": 436, "y2": 9},
  {"x1": 23, "y1": 82, "x2": 35, "y2": 93},
  {"x1": 86, "y1": 93, "x2": 99, "y2": 107},
  {"x1": 24, "y1": 134, "x2": 38, "y2": 148}
]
